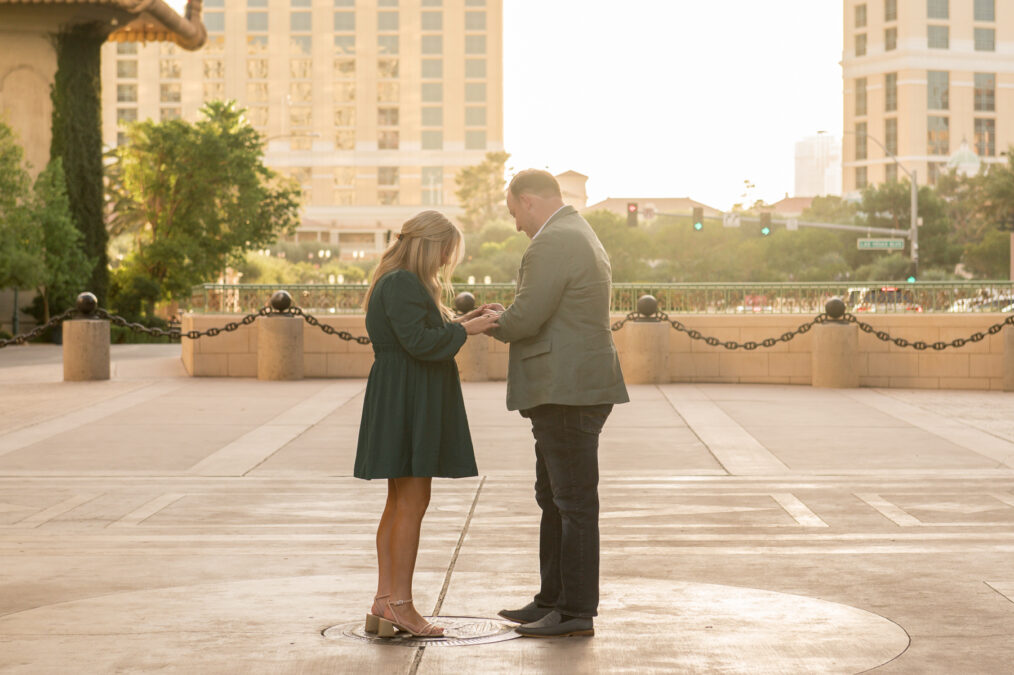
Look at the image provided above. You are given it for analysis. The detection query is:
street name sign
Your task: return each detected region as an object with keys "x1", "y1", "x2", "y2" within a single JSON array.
[{"x1": 857, "y1": 238, "x2": 905, "y2": 250}]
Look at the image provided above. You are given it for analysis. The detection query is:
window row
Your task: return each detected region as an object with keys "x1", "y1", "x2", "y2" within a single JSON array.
[
  {"x1": 853, "y1": 0, "x2": 994, "y2": 27},
  {"x1": 852, "y1": 115, "x2": 996, "y2": 162},
  {"x1": 853, "y1": 71, "x2": 996, "y2": 116},
  {"x1": 855, "y1": 26, "x2": 995, "y2": 55}
]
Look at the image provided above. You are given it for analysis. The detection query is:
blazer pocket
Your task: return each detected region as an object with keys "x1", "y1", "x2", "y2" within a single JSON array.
[{"x1": 520, "y1": 340, "x2": 551, "y2": 360}]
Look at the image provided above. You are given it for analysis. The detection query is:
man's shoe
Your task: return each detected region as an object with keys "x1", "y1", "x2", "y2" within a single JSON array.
[
  {"x1": 497, "y1": 601, "x2": 554, "y2": 624},
  {"x1": 515, "y1": 610, "x2": 594, "y2": 638}
]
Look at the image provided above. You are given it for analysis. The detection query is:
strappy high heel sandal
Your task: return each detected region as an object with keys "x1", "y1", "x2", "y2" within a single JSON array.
[
  {"x1": 378, "y1": 598, "x2": 443, "y2": 638},
  {"x1": 364, "y1": 594, "x2": 393, "y2": 637}
]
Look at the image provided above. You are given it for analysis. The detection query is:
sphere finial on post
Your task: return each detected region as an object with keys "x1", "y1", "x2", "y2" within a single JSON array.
[
  {"x1": 76, "y1": 292, "x2": 98, "y2": 316},
  {"x1": 270, "y1": 290, "x2": 293, "y2": 312},
  {"x1": 636, "y1": 294, "x2": 659, "y2": 320},
  {"x1": 454, "y1": 292, "x2": 476, "y2": 315},
  {"x1": 825, "y1": 297, "x2": 846, "y2": 320}
]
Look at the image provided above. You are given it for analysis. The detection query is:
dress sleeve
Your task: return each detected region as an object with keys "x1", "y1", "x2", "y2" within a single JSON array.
[{"x1": 382, "y1": 271, "x2": 467, "y2": 361}]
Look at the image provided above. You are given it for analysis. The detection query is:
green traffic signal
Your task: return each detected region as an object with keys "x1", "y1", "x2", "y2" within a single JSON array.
[
  {"x1": 693, "y1": 222, "x2": 703, "y2": 231},
  {"x1": 906, "y1": 276, "x2": 916, "y2": 283},
  {"x1": 761, "y1": 226, "x2": 771, "y2": 236},
  {"x1": 692, "y1": 206, "x2": 703, "y2": 231}
]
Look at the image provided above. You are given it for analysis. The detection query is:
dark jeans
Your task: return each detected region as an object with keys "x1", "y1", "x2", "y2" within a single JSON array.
[{"x1": 520, "y1": 403, "x2": 613, "y2": 618}]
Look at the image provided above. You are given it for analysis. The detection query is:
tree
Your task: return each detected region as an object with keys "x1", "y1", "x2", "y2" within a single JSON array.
[
  {"x1": 105, "y1": 101, "x2": 301, "y2": 314},
  {"x1": 0, "y1": 122, "x2": 43, "y2": 293},
  {"x1": 454, "y1": 151, "x2": 510, "y2": 231}
]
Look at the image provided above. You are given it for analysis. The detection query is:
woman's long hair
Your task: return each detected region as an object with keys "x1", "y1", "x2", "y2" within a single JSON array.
[{"x1": 362, "y1": 210, "x2": 464, "y2": 318}]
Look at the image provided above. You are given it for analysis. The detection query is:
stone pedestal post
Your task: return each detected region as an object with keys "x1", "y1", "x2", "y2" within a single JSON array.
[
  {"x1": 1004, "y1": 327, "x2": 1014, "y2": 392},
  {"x1": 811, "y1": 321, "x2": 859, "y2": 388},
  {"x1": 258, "y1": 316, "x2": 304, "y2": 381},
  {"x1": 456, "y1": 333, "x2": 490, "y2": 382},
  {"x1": 63, "y1": 319, "x2": 110, "y2": 381},
  {"x1": 621, "y1": 321, "x2": 670, "y2": 385}
]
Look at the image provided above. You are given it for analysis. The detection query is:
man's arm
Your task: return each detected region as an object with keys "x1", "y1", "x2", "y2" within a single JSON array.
[{"x1": 488, "y1": 237, "x2": 567, "y2": 343}]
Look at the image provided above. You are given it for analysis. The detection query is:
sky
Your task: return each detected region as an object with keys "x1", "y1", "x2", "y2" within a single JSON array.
[{"x1": 164, "y1": 0, "x2": 844, "y2": 211}]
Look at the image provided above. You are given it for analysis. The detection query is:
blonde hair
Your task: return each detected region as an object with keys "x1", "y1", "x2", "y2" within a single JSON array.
[{"x1": 362, "y1": 210, "x2": 464, "y2": 317}]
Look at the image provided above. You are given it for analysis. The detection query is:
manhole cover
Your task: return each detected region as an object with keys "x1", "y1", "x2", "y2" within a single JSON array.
[{"x1": 323, "y1": 616, "x2": 521, "y2": 647}]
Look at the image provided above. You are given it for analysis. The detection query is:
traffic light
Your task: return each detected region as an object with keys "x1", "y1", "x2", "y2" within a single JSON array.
[
  {"x1": 626, "y1": 202, "x2": 638, "y2": 228},
  {"x1": 906, "y1": 263, "x2": 917, "y2": 283},
  {"x1": 759, "y1": 212, "x2": 772, "y2": 236},
  {"x1": 692, "y1": 207, "x2": 704, "y2": 231}
]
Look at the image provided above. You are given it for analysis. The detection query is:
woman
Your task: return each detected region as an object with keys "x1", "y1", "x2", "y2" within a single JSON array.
[{"x1": 355, "y1": 210, "x2": 498, "y2": 638}]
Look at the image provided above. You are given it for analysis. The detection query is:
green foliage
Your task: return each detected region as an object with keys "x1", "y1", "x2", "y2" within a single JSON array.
[
  {"x1": 454, "y1": 151, "x2": 510, "y2": 232},
  {"x1": 584, "y1": 210, "x2": 653, "y2": 281},
  {"x1": 454, "y1": 219, "x2": 527, "y2": 283},
  {"x1": 235, "y1": 251, "x2": 369, "y2": 285},
  {"x1": 106, "y1": 100, "x2": 301, "y2": 317},
  {"x1": 963, "y1": 229, "x2": 1010, "y2": 279},
  {"x1": 0, "y1": 122, "x2": 43, "y2": 291},
  {"x1": 51, "y1": 25, "x2": 107, "y2": 302}
]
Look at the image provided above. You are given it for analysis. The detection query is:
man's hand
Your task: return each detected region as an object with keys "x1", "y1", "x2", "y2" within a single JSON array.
[
  {"x1": 453, "y1": 307, "x2": 489, "y2": 323},
  {"x1": 462, "y1": 310, "x2": 499, "y2": 335},
  {"x1": 481, "y1": 303, "x2": 506, "y2": 313}
]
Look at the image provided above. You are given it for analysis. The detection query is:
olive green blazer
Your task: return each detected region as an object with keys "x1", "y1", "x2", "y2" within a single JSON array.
[{"x1": 489, "y1": 206, "x2": 629, "y2": 411}]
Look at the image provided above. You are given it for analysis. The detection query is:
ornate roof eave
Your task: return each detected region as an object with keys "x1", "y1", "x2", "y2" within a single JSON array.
[{"x1": 108, "y1": 0, "x2": 206, "y2": 50}]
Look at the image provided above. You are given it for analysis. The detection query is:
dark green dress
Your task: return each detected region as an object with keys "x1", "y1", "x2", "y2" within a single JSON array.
[{"x1": 354, "y1": 269, "x2": 478, "y2": 479}]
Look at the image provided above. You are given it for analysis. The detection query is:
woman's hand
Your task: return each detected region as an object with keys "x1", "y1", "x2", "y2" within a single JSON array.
[
  {"x1": 481, "y1": 303, "x2": 506, "y2": 313},
  {"x1": 462, "y1": 310, "x2": 499, "y2": 335},
  {"x1": 453, "y1": 307, "x2": 488, "y2": 323}
]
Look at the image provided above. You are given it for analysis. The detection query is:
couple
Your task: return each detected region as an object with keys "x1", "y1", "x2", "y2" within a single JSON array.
[{"x1": 353, "y1": 170, "x2": 629, "y2": 639}]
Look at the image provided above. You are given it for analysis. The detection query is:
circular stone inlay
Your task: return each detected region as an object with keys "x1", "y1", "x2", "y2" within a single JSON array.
[{"x1": 323, "y1": 616, "x2": 520, "y2": 647}]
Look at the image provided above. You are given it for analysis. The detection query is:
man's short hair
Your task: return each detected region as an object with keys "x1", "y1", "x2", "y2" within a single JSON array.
[{"x1": 508, "y1": 169, "x2": 562, "y2": 199}]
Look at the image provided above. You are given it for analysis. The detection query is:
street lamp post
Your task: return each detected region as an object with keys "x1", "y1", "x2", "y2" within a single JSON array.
[{"x1": 821, "y1": 130, "x2": 918, "y2": 277}]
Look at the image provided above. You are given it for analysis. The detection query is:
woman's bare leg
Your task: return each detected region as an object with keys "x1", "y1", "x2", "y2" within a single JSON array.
[
  {"x1": 374, "y1": 479, "x2": 399, "y2": 608},
  {"x1": 385, "y1": 476, "x2": 434, "y2": 628}
]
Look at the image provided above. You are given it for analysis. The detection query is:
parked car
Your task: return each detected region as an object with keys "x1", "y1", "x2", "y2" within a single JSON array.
[{"x1": 847, "y1": 286, "x2": 922, "y2": 313}]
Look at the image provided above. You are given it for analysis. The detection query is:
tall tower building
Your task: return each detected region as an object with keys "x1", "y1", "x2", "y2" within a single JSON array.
[
  {"x1": 842, "y1": 0, "x2": 1013, "y2": 194},
  {"x1": 794, "y1": 134, "x2": 843, "y2": 197},
  {"x1": 101, "y1": 0, "x2": 503, "y2": 258}
]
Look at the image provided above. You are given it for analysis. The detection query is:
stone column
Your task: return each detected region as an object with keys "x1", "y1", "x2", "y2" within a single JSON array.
[
  {"x1": 63, "y1": 319, "x2": 110, "y2": 381},
  {"x1": 1004, "y1": 327, "x2": 1014, "y2": 393},
  {"x1": 456, "y1": 333, "x2": 490, "y2": 382},
  {"x1": 621, "y1": 321, "x2": 670, "y2": 385},
  {"x1": 258, "y1": 316, "x2": 304, "y2": 381},
  {"x1": 811, "y1": 321, "x2": 859, "y2": 388}
]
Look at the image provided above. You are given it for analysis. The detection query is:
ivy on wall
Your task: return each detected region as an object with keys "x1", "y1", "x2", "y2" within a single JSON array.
[{"x1": 50, "y1": 24, "x2": 108, "y2": 303}]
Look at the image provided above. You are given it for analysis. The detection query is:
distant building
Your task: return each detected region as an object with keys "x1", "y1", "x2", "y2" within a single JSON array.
[
  {"x1": 583, "y1": 197, "x2": 723, "y2": 220},
  {"x1": 763, "y1": 196, "x2": 815, "y2": 219},
  {"x1": 555, "y1": 170, "x2": 587, "y2": 210},
  {"x1": 842, "y1": 0, "x2": 1014, "y2": 193},
  {"x1": 100, "y1": 0, "x2": 504, "y2": 259},
  {"x1": 794, "y1": 134, "x2": 842, "y2": 197}
]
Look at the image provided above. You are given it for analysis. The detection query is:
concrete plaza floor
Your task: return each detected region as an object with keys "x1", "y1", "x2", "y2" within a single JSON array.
[{"x1": 1, "y1": 344, "x2": 1013, "y2": 673}]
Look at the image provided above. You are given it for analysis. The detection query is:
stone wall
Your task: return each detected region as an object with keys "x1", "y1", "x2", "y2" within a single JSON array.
[{"x1": 182, "y1": 313, "x2": 1011, "y2": 391}]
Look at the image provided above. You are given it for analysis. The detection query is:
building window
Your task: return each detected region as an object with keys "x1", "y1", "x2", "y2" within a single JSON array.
[
  {"x1": 927, "y1": 25, "x2": 948, "y2": 49},
  {"x1": 421, "y1": 130, "x2": 443, "y2": 150},
  {"x1": 885, "y1": 72, "x2": 897, "y2": 112},
  {"x1": 334, "y1": 57, "x2": 355, "y2": 77},
  {"x1": 247, "y1": 59, "x2": 269, "y2": 78},
  {"x1": 335, "y1": 82, "x2": 356, "y2": 102},
  {"x1": 421, "y1": 107, "x2": 443, "y2": 126},
  {"x1": 855, "y1": 122, "x2": 867, "y2": 160},
  {"x1": 204, "y1": 12, "x2": 225, "y2": 32},
  {"x1": 247, "y1": 107, "x2": 268, "y2": 127},
  {"x1": 117, "y1": 132, "x2": 129, "y2": 146},
  {"x1": 465, "y1": 82, "x2": 486, "y2": 102},
  {"x1": 335, "y1": 0, "x2": 353, "y2": 6},
  {"x1": 422, "y1": 35, "x2": 443, "y2": 54},
  {"x1": 423, "y1": 0, "x2": 441, "y2": 5},
  {"x1": 290, "y1": 36, "x2": 312, "y2": 55},
  {"x1": 247, "y1": 36, "x2": 268, "y2": 54},
  {"x1": 974, "y1": 73, "x2": 995, "y2": 111},
  {"x1": 378, "y1": 11, "x2": 399, "y2": 31},
  {"x1": 334, "y1": 35, "x2": 355, "y2": 54},
  {"x1": 160, "y1": 59, "x2": 181, "y2": 79},
  {"x1": 204, "y1": 59, "x2": 225, "y2": 78},
  {"x1": 974, "y1": 118, "x2": 995, "y2": 156},
  {"x1": 248, "y1": 0, "x2": 267, "y2": 7},
  {"x1": 378, "y1": 107, "x2": 399, "y2": 126},
  {"x1": 885, "y1": 0, "x2": 897, "y2": 21},
  {"x1": 290, "y1": 107, "x2": 312, "y2": 127},
  {"x1": 465, "y1": 35, "x2": 486, "y2": 54},
  {"x1": 378, "y1": 58, "x2": 399, "y2": 78},
  {"x1": 117, "y1": 108, "x2": 138, "y2": 125},
  {"x1": 117, "y1": 84, "x2": 137, "y2": 103},
  {"x1": 160, "y1": 108, "x2": 181, "y2": 122},
  {"x1": 855, "y1": 167, "x2": 867, "y2": 190},
  {"x1": 335, "y1": 130, "x2": 355, "y2": 150},
  {"x1": 378, "y1": 131, "x2": 399, "y2": 150},
  {"x1": 465, "y1": 129, "x2": 486, "y2": 150},
  {"x1": 204, "y1": 82, "x2": 225, "y2": 99},
  {"x1": 334, "y1": 167, "x2": 355, "y2": 186},
  {"x1": 885, "y1": 27, "x2": 897, "y2": 51},
  {"x1": 974, "y1": 0, "x2": 995, "y2": 21},
  {"x1": 855, "y1": 4, "x2": 867, "y2": 28},
  {"x1": 885, "y1": 163, "x2": 898, "y2": 183},
  {"x1": 291, "y1": 11, "x2": 311, "y2": 31},
  {"x1": 378, "y1": 167, "x2": 399, "y2": 186},
  {"x1": 855, "y1": 33, "x2": 867, "y2": 57},
  {"x1": 293, "y1": 59, "x2": 314, "y2": 78},
  {"x1": 117, "y1": 60, "x2": 138, "y2": 78},
  {"x1": 290, "y1": 81, "x2": 313, "y2": 103},
  {"x1": 421, "y1": 83, "x2": 442, "y2": 103},
  {"x1": 855, "y1": 78, "x2": 867, "y2": 117},
  {"x1": 247, "y1": 82, "x2": 269, "y2": 102},
  {"x1": 465, "y1": 59, "x2": 486, "y2": 78},
  {"x1": 378, "y1": 190, "x2": 399, "y2": 206},
  {"x1": 927, "y1": 116, "x2": 949, "y2": 155},
  {"x1": 378, "y1": 35, "x2": 399, "y2": 55},
  {"x1": 379, "y1": 0, "x2": 397, "y2": 6},
  {"x1": 465, "y1": 0, "x2": 484, "y2": 5},
  {"x1": 927, "y1": 70, "x2": 948, "y2": 110},
  {"x1": 927, "y1": 0, "x2": 948, "y2": 19},
  {"x1": 466, "y1": 10, "x2": 486, "y2": 30},
  {"x1": 422, "y1": 59, "x2": 442, "y2": 78},
  {"x1": 117, "y1": 42, "x2": 138, "y2": 55},
  {"x1": 885, "y1": 118, "x2": 898, "y2": 154},
  {"x1": 422, "y1": 167, "x2": 443, "y2": 205},
  {"x1": 160, "y1": 83, "x2": 182, "y2": 103},
  {"x1": 377, "y1": 82, "x2": 399, "y2": 103},
  {"x1": 422, "y1": 11, "x2": 442, "y2": 30},
  {"x1": 247, "y1": 11, "x2": 268, "y2": 31},
  {"x1": 465, "y1": 106, "x2": 485, "y2": 126},
  {"x1": 334, "y1": 12, "x2": 354, "y2": 31},
  {"x1": 974, "y1": 28, "x2": 995, "y2": 51},
  {"x1": 334, "y1": 107, "x2": 355, "y2": 126}
]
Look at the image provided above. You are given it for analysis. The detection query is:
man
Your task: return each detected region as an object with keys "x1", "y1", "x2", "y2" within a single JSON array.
[{"x1": 484, "y1": 169, "x2": 628, "y2": 637}]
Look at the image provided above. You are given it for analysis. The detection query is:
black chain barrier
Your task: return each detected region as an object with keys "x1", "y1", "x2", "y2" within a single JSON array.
[
  {"x1": 0, "y1": 308, "x2": 76, "y2": 348},
  {"x1": 288, "y1": 306, "x2": 372, "y2": 345},
  {"x1": 611, "y1": 311, "x2": 829, "y2": 350},
  {"x1": 845, "y1": 312, "x2": 1014, "y2": 351}
]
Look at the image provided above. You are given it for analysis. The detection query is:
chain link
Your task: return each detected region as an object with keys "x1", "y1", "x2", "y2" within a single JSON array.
[
  {"x1": 289, "y1": 307, "x2": 372, "y2": 344},
  {"x1": 846, "y1": 312, "x2": 1014, "y2": 350},
  {"x1": 0, "y1": 309, "x2": 77, "y2": 348}
]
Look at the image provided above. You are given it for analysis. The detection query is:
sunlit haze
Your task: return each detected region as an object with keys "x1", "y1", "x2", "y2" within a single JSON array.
[{"x1": 164, "y1": 0, "x2": 843, "y2": 210}]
